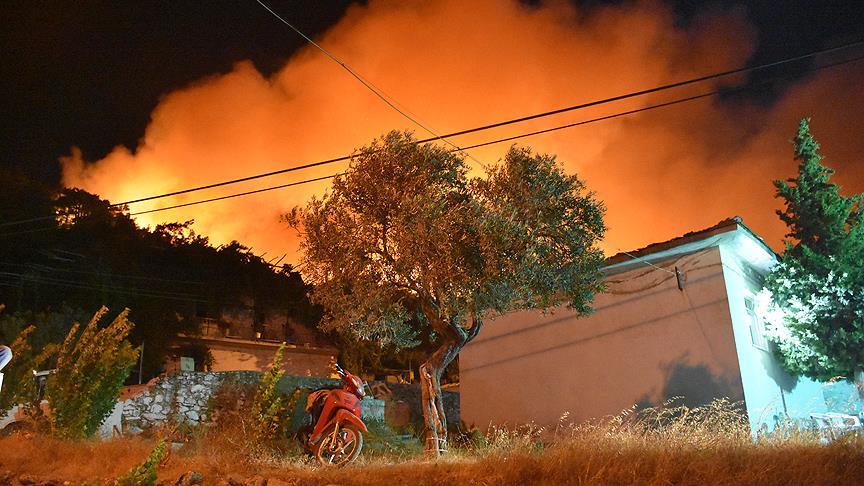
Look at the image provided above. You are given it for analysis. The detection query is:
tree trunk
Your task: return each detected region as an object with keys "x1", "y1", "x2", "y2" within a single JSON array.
[
  {"x1": 418, "y1": 314, "x2": 482, "y2": 457},
  {"x1": 855, "y1": 366, "x2": 864, "y2": 419}
]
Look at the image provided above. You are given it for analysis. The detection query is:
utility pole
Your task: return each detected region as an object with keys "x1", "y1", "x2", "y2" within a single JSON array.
[{"x1": 138, "y1": 342, "x2": 144, "y2": 385}]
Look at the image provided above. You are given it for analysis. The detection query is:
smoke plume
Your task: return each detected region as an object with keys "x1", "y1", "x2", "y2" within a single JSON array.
[{"x1": 61, "y1": 0, "x2": 864, "y2": 264}]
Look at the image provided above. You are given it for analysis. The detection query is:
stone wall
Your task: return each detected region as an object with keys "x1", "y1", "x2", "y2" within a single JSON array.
[
  {"x1": 120, "y1": 371, "x2": 384, "y2": 434},
  {"x1": 368, "y1": 381, "x2": 460, "y2": 433}
]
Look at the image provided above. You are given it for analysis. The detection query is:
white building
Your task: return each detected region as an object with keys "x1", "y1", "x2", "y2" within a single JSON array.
[{"x1": 460, "y1": 217, "x2": 860, "y2": 432}]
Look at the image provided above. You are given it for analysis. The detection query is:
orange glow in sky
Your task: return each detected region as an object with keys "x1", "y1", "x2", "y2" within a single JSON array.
[{"x1": 61, "y1": 0, "x2": 864, "y2": 265}]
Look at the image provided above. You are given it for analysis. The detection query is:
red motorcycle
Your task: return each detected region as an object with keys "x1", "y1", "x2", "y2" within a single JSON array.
[{"x1": 298, "y1": 364, "x2": 368, "y2": 466}]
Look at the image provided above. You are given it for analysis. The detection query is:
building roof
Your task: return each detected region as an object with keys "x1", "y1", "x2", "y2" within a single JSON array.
[{"x1": 605, "y1": 216, "x2": 777, "y2": 267}]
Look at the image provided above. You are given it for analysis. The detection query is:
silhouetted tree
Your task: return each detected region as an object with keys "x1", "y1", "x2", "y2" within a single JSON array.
[{"x1": 1, "y1": 177, "x2": 319, "y2": 379}]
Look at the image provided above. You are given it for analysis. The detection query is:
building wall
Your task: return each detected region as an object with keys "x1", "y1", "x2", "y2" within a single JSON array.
[
  {"x1": 198, "y1": 338, "x2": 336, "y2": 377},
  {"x1": 461, "y1": 246, "x2": 744, "y2": 428},
  {"x1": 718, "y1": 239, "x2": 859, "y2": 432}
]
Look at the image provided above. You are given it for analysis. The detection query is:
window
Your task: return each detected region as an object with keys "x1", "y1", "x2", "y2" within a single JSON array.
[{"x1": 744, "y1": 297, "x2": 768, "y2": 351}]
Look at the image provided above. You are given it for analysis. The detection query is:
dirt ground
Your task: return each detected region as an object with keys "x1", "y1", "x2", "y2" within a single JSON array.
[{"x1": 2, "y1": 432, "x2": 864, "y2": 486}]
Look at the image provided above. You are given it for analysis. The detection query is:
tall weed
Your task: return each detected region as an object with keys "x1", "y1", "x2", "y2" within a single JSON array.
[{"x1": 47, "y1": 307, "x2": 138, "y2": 439}]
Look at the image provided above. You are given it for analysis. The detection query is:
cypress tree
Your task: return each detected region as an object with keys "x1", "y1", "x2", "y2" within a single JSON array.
[{"x1": 763, "y1": 118, "x2": 864, "y2": 416}]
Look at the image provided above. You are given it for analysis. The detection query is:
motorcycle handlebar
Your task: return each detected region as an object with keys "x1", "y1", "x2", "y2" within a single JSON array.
[{"x1": 334, "y1": 362, "x2": 346, "y2": 377}]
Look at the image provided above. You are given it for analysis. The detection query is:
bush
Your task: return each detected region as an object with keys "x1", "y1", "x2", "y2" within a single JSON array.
[
  {"x1": 363, "y1": 419, "x2": 423, "y2": 459},
  {"x1": 250, "y1": 343, "x2": 290, "y2": 444},
  {"x1": 46, "y1": 307, "x2": 139, "y2": 439},
  {"x1": 0, "y1": 325, "x2": 57, "y2": 417},
  {"x1": 116, "y1": 438, "x2": 166, "y2": 486}
]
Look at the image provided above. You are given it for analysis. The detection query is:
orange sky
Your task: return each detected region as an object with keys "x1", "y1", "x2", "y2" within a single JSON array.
[{"x1": 60, "y1": 0, "x2": 864, "y2": 265}]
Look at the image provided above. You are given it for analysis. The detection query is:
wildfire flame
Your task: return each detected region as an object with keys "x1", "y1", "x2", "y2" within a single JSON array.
[{"x1": 61, "y1": 0, "x2": 864, "y2": 265}]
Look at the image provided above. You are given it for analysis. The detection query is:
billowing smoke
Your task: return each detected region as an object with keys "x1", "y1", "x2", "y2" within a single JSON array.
[{"x1": 61, "y1": 0, "x2": 864, "y2": 264}]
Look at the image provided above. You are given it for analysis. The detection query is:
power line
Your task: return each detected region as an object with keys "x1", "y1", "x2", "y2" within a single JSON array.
[
  {"x1": 253, "y1": 0, "x2": 488, "y2": 170},
  {"x1": 0, "y1": 226, "x2": 57, "y2": 237},
  {"x1": 100, "y1": 52, "x2": 864, "y2": 217},
  {"x1": 612, "y1": 249, "x2": 676, "y2": 275},
  {"x1": 1, "y1": 44, "x2": 862, "y2": 230},
  {"x1": 0, "y1": 271, "x2": 202, "y2": 299},
  {"x1": 129, "y1": 174, "x2": 339, "y2": 216},
  {"x1": 0, "y1": 271, "x2": 210, "y2": 303},
  {"x1": 103, "y1": 39, "x2": 863, "y2": 209},
  {"x1": 0, "y1": 261, "x2": 206, "y2": 285}
]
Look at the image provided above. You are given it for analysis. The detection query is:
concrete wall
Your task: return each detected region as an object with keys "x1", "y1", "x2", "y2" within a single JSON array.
[
  {"x1": 367, "y1": 381, "x2": 460, "y2": 432},
  {"x1": 719, "y1": 239, "x2": 860, "y2": 432},
  {"x1": 461, "y1": 246, "x2": 744, "y2": 428},
  {"x1": 201, "y1": 338, "x2": 336, "y2": 376}
]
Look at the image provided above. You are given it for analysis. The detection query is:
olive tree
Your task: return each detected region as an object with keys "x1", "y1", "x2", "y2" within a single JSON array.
[{"x1": 288, "y1": 131, "x2": 606, "y2": 454}]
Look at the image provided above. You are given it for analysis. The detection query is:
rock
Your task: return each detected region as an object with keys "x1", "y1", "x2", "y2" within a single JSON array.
[
  {"x1": 265, "y1": 479, "x2": 294, "y2": 486},
  {"x1": 226, "y1": 475, "x2": 246, "y2": 486},
  {"x1": 175, "y1": 471, "x2": 204, "y2": 485},
  {"x1": 186, "y1": 410, "x2": 199, "y2": 421},
  {"x1": 18, "y1": 475, "x2": 37, "y2": 485}
]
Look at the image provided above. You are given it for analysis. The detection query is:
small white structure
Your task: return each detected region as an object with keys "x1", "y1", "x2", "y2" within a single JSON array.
[{"x1": 461, "y1": 217, "x2": 860, "y2": 433}]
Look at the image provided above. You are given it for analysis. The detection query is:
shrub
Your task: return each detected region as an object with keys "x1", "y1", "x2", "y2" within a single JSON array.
[
  {"x1": 363, "y1": 419, "x2": 423, "y2": 459},
  {"x1": 0, "y1": 325, "x2": 57, "y2": 417},
  {"x1": 46, "y1": 307, "x2": 139, "y2": 439},
  {"x1": 116, "y1": 438, "x2": 166, "y2": 486},
  {"x1": 250, "y1": 343, "x2": 290, "y2": 444}
]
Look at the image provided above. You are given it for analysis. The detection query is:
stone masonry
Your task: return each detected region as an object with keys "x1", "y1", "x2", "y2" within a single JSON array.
[{"x1": 120, "y1": 371, "x2": 384, "y2": 434}]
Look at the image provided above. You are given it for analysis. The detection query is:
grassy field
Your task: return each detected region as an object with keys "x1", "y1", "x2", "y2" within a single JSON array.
[{"x1": 1, "y1": 401, "x2": 862, "y2": 485}]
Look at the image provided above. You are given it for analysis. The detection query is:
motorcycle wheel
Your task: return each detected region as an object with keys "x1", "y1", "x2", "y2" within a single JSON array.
[{"x1": 315, "y1": 423, "x2": 363, "y2": 467}]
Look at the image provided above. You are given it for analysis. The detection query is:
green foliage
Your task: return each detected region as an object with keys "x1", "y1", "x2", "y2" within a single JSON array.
[
  {"x1": 250, "y1": 343, "x2": 290, "y2": 443},
  {"x1": 762, "y1": 119, "x2": 864, "y2": 393},
  {"x1": 291, "y1": 131, "x2": 605, "y2": 452},
  {"x1": 290, "y1": 131, "x2": 606, "y2": 349},
  {"x1": 116, "y1": 438, "x2": 166, "y2": 486},
  {"x1": 0, "y1": 324, "x2": 57, "y2": 416},
  {"x1": 362, "y1": 419, "x2": 423, "y2": 458},
  {"x1": 0, "y1": 305, "x2": 81, "y2": 418},
  {"x1": 46, "y1": 307, "x2": 139, "y2": 439}
]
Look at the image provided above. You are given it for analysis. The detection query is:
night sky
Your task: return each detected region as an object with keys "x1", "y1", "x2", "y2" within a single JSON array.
[
  {"x1": 2, "y1": 0, "x2": 863, "y2": 261},
  {"x1": 1, "y1": 0, "x2": 355, "y2": 181}
]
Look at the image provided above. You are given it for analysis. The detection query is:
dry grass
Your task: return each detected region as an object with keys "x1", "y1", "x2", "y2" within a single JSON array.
[{"x1": 1, "y1": 400, "x2": 862, "y2": 485}]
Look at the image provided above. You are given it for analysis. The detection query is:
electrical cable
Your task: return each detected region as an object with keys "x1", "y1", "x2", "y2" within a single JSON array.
[
  {"x1": 104, "y1": 39, "x2": 864, "y2": 209},
  {"x1": 1, "y1": 47, "x2": 862, "y2": 229},
  {"x1": 129, "y1": 174, "x2": 339, "y2": 216},
  {"x1": 253, "y1": 0, "x2": 488, "y2": 170},
  {"x1": 0, "y1": 271, "x2": 210, "y2": 303},
  {"x1": 104, "y1": 52, "x2": 864, "y2": 218},
  {"x1": 0, "y1": 261, "x2": 206, "y2": 285}
]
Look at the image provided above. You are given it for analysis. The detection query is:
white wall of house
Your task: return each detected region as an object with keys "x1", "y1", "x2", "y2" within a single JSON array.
[
  {"x1": 461, "y1": 244, "x2": 744, "y2": 429},
  {"x1": 718, "y1": 233, "x2": 859, "y2": 432}
]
